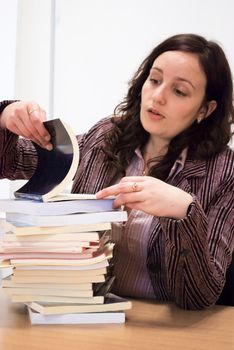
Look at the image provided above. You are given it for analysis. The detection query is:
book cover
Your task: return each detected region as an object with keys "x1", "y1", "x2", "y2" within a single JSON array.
[
  {"x1": 12, "y1": 295, "x2": 104, "y2": 304},
  {"x1": 0, "y1": 197, "x2": 115, "y2": 216},
  {"x1": 14, "y1": 119, "x2": 80, "y2": 202},
  {"x1": 4, "y1": 287, "x2": 94, "y2": 298},
  {"x1": 0, "y1": 219, "x2": 111, "y2": 236},
  {"x1": 28, "y1": 293, "x2": 132, "y2": 315},
  {"x1": 12, "y1": 260, "x2": 109, "y2": 271},
  {"x1": 11, "y1": 274, "x2": 105, "y2": 284},
  {"x1": 0, "y1": 266, "x2": 13, "y2": 279},
  {"x1": 10, "y1": 242, "x2": 114, "y2": 266},
  {"x1": 27, "y1": 307, "x2": 125, "y2": 324},
  {"x1": 13, "y1": 267, "x2": 107, "y2": 277},
  {"x1": 6, "y1": 210, "x2": 127, "y2": 227},
  {"x1": 2, "y1": 280, "x2": 92, "y2": 290}
]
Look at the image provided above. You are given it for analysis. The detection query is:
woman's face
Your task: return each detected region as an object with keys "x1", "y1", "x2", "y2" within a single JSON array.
[{"x1": 140, "y1": 51, "x2": 209, "y2": 145}]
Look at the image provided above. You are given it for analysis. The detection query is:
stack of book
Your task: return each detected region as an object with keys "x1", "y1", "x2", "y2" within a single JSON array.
[{"x1": 0, "y1": 119, "x2": 131, "y2": 324}]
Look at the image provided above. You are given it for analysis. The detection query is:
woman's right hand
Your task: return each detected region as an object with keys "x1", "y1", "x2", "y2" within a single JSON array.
[{"x1": 0, "y1": 101, "x2": 52, "y2": 150}]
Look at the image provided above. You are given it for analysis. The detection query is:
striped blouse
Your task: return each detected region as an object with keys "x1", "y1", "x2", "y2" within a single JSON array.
[
  {"x1": 111, "y1": 148, "x2": 187, "y2": 299},
  {"x1": 0, "y1": 108, "x2": 233, "y2": 309}
]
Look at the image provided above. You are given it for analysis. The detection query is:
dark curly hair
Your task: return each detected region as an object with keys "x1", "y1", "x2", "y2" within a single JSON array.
[{"x1": 103, "y1": 33, "x2": 234, "y2": 180}]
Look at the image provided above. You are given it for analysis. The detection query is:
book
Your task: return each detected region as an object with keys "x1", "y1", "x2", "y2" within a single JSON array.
[
  {"x1": 0, "y1": 197, "x2": 115, "y2": 216},
  {"x1": 13, "y1": 260, "x2": 109, "y2": 271},
  {"x1": 14, "y1": 118, "x2": 80, "y2": 202},
  {"x1": 10, "y1": 242, "x2": 114, "y2": 266},
  {"x1": 1, "y1": 240, "x2": 98, "y2": 249},
  {"x1": 1, "y1": 279, "x2": 92, "y2": 290},
  {"x1": 0, "y1": 266, "x2": 13, "y2": 279},
  {"x1": 0, "y1": 219, "x2": 111, "y2": 236},
  {"x1": 12, "y1": 295, "x2": 104, "y2": 304},
  {"x1": 4, "y1": 287, "x2": 94, "y2": 298},
  {"x1": 0, "y1": 244, "x2": 85, "y2": 253},
  {"x1": 6, "y1": 210, "x2": 127, "y2": 227},
  {"x1": 13, "y1": 267, "x2": 107, "y2": 277},
  {"x1": 11, "y1": 274, "x2": 105, "y2": 284},
  {"x1": 28, "y1": 293, "x2": 132, "y2": 315},
  {"x1": 27, "y1": 307, "x2": 125, "y2": 324}
]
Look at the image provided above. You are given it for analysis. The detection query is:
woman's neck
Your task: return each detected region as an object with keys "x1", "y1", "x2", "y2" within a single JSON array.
[
  {"x1": 141, "y1": 138, "x2": 169, "y2": 175},
  {"x1": 143, "y1": 138, "x2": 169, "y2": 162}
]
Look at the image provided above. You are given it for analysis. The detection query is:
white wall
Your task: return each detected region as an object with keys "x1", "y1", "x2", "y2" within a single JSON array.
[
  {"x1": 53, "y1": 0, "x2": 234, "y2": 135},
  {"x1": 0, "y1": 0, "x2": 18, "y2": 201},
  {"x1": 13, "y1": 0, "x2": 234, "y2": 138},
  {"x1": 1, "y1": 0, "x2": 234, "y2": 201},
  {"x1": 14, "y1": 0, "x2": 54, "y2": 114}
]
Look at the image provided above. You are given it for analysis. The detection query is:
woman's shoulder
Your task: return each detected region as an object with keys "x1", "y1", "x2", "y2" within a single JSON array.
[
  {"x1": 87, "y1": 116, "x2": 114, "y2": 136},
  {"x1": 184, "y1": 146, "x2": 233, "y2": 182},
  {"x1": 210, "y1": 146, "x2": 234, "y2": 166},
  {"x1": 208, "y1": 146, "x2": 234, "y2": 180},
  {"x1": 77, "y1": 116, "x2": 114, "y2": 150}
]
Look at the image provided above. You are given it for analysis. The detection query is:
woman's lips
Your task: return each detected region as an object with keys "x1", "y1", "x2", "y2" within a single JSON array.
[{"x1": 147, "y1": 108, "x2": 164, "y2": 120}]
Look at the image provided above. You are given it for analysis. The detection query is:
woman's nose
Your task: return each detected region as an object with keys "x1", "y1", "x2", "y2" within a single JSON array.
[{"x1": 152, "y1": 85, "x2": 166, "y2": 105}]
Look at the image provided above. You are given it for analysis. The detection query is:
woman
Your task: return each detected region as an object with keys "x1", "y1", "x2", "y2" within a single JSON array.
[{"x1": 0, "y1": 33, "x2": 233, "y2": 309}]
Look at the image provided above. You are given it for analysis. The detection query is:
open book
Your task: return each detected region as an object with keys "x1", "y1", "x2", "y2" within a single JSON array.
[{"x1": 13, "y1": 118, "x2": 97, "y2": 202}]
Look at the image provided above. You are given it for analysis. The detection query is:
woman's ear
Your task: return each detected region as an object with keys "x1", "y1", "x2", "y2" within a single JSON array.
[
  {"x1": 197, "y1": 100, "x2": 217, "y2": 123},
  {"x1": 205, "y1": 100, "x2": 217, "y2": 118}
]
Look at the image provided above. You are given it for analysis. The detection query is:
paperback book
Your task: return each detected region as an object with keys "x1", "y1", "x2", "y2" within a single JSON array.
[
  {"x1": 14, "y1": 118, "x2": 80, "y2": 202},
  {"x1": 28, "y1": 307, "x2": 125, "y2": 325},
  {"x1": 6, "y1": 211, "x2": 127, "y2": 227},
  {"x1": 0, "y1": 220, "x2": 111, "y2": 236},
  {"x1": 0, "y1": 197, "x2": 115, "y2": 216},
  {"x1": 0, "y1": 118, "x2": 131, "y2": 325},
  {"x1": 28, "y1": 293, "x2": 132, "y2": 315}
]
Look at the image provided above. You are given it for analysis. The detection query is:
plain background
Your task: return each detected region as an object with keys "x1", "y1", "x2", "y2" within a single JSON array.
[{"x1": 1, "y1": 0, "x2": 234, "y2": 200}]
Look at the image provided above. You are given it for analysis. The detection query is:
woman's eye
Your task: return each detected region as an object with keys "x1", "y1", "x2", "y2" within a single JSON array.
[
  {"x1": 174, "y1": 88, "x2": 187, "y2": 97},
  {"x1": 150, "y1": 78, "x2": 160, "y2": 85}
]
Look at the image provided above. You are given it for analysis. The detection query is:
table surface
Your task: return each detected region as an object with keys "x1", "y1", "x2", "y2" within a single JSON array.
[{"x1": 0, "y1": 289, "x2": 234, "y2": 350}]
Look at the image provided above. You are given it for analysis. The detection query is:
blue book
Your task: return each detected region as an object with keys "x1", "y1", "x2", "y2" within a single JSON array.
[{"x1": 14, "y1": 118, "x2": 80, "y2": 202}]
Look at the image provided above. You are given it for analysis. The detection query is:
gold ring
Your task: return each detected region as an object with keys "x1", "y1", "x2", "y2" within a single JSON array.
[
  {"x1": 28, "y1": 108, "x2": 39, "y2": 115},
  {"x1": 132, "y1": 182, "x2": 138, "y2": 192}
]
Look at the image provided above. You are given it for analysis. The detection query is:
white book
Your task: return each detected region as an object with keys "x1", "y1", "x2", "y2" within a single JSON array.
[
  {"x1": 0, "y1": 220, "x2": 111, "y2": 236},
  {"x1": 28, "y1": 307, "x2": 125, "y2": 324},
  {"x1": 0, "y1": 197, "x2": 115, "y2": 216},
  {"x1": 6, "y1": 210, "x2": 127, "y2": 227},
  {"x1": 0, "y1": 266, "x2": 13, "y2": 279}
]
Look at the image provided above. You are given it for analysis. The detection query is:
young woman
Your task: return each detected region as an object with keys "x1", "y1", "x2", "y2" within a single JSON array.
[{"x1": 0, "y1": 33, "x2": 233, "y2": 309}]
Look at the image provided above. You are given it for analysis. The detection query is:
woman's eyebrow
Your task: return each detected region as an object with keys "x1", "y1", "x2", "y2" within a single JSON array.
[{"x1": 151, "y1": 66, "x2": 196, "y2": 90}]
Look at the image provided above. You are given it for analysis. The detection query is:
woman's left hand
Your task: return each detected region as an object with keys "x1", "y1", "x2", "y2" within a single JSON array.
[{"x1": 96, "y1": 176, "x2": 193, "y2": 219}]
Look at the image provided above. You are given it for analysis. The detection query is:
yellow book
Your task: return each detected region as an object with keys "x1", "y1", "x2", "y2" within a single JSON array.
[{"x1": 29, "y1": 293, "x2": 132, "y2": 315}]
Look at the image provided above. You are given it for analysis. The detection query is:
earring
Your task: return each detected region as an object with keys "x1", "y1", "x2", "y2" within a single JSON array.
[{"x1": 197, "y1": 117, "x2": 203, "y2": 124}]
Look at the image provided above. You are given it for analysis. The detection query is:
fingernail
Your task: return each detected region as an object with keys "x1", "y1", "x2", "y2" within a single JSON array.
[
  {"x1": 45, "y1": 135, "x2": 51, "y2": 141},
  {"x1": 45, "y1": 144, "x2": 53, "y2": 151},
  {"x1": 95, "y1": 192, "x2": 101, "y2": 198}
]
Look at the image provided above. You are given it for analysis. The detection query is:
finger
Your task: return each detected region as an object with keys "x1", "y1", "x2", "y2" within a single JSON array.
[
  {"x1": 96, "y1": 181, "x2": 142, "y2": 199},
  {"x1": 25, "y1": 104, "x2": 52, "y2": 149},
  {"x1": 28, "y1": 115, "x2": 52, "y2": 149},
  {"x1": 13, "y1": 109, "x2": 48, "y2": 149},
  {"x1": 27, "y1": 103, "x2": 50, "y2": 136},
  {"x1": 119, "y1": 176, "x2": 147, "y2": 183},
  {"x1": 122, "y1": 201, "x2": 144, "y2": 211},
  {"x1": 113, "y1": 192, "x2": 143, "y2": 208}
]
